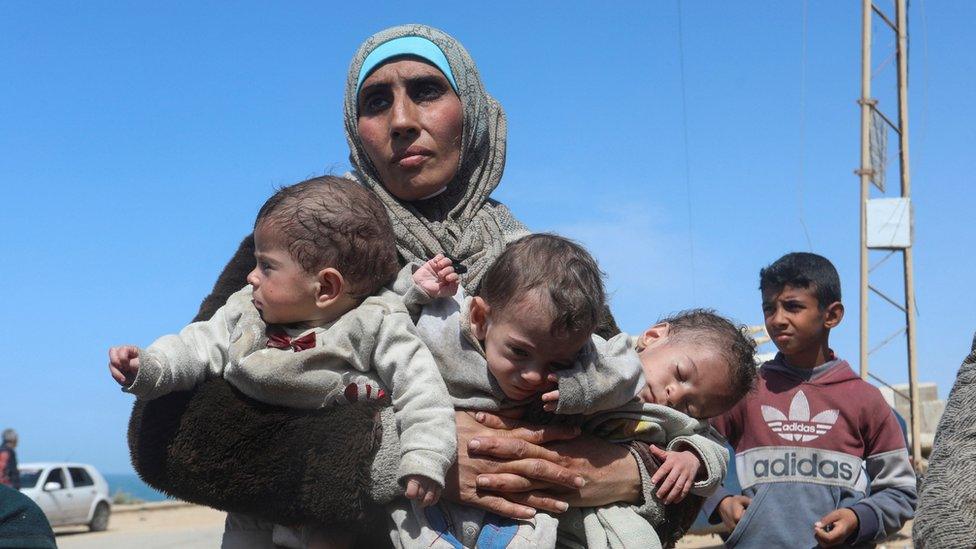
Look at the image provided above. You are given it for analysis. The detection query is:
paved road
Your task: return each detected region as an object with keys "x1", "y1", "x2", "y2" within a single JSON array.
[{"x1": 55, "y1": 504, "x2": 225, "y2": 549}]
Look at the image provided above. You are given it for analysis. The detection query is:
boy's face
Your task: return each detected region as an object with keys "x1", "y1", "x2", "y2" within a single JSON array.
[
  {"x1": 247, "y1": 222, "x2": 323, "y2": 326},
  {"x1": 470, "y1": 292, "x2": 590, "y2": 401},
  {"x1": 761, "y1": 283, "x2": 841, "y2": 360},
  {"x1": 636, "y1": 325, "x2": 736, "y2": 419}
]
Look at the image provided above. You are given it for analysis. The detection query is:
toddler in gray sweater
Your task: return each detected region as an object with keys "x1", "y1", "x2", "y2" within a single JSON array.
[
  {"x1": 390, "y1": 234, "x2": 757, "y2": 548},
  {"x1": 108, "y1": 176, "x2": 455, "y2": 548}
]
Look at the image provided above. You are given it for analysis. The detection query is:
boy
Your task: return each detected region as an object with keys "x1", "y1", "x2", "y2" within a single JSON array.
[
  {"x1": 108, "y1": 176, "x2": 456, "y2": 547},
  {"x1": 393, "y1": 235, "x2": 756, "y2": 549},
  {"x1": 703, "y1": 252, "x2": 917, "y2": 548}
]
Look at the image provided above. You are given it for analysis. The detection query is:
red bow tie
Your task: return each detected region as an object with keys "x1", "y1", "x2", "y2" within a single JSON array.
[{"x1": 266, "y1": 330, "x2": 317, "y2": 352}]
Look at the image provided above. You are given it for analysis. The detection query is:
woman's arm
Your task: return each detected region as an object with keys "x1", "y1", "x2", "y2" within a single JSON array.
[
  {"x1": 460, "y1": 412, "x2": 704, "y2": 546},
  {"x1": 439, "y1": 411, "x2": 585, "y2": 518},
  {"x1": 131, "y1": 234, "x2": 636, "y2": 527},
  {"x1": 128, "y1": 379, "x2": 388, "y2": 527},
  {"x1": 439, "y1": 411, "x2": 642, "y2": 521}
]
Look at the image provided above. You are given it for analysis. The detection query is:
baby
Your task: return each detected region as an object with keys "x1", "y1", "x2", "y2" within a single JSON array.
[
  {"x1": 108, "y1": 176, "x2": 455, "y2": 547},
  {"x1": 393, "y1": 234, "x2": 756, "y2": 549}
]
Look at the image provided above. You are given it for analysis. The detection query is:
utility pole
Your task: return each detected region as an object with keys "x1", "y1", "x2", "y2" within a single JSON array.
[
  {"x1": 857, "y1": 0, "x2": 922, "y2": 468},
  {"x1": 858, "y1": 0, "x2": 872, "y2": 383}
]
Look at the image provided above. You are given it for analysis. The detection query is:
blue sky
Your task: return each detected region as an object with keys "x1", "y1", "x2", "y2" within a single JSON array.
[{"x1": 2, "y1": 2, "x2": 973, "y2": 474}]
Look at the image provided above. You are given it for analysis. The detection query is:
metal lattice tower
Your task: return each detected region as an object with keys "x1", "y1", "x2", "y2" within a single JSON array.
[{"x1": 857, "y1": 0, "x2": 922, "y2": 468}]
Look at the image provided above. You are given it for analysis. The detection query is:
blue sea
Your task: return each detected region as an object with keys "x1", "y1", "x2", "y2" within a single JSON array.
[{"x1": 103, "y1": 473, "x2": 170, "y2": 502}]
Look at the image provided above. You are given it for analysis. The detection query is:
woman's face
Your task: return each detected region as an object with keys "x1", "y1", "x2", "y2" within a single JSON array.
[{"x1": 357, "y1": 59, "x2": 463, "y2": 201}]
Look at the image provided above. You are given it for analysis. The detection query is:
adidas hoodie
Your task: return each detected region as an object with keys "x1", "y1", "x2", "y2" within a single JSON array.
[{"x1": 702, "y1": 354, "x2": 916, "y2": 548}]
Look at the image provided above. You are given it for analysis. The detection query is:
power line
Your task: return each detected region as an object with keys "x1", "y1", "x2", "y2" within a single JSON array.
[
  {"x1": 675, "y1": 0, "x2": 697, "y2": 301},
  {"x1": 797, "y1": 0, "x2": 814, "y2": 250}
]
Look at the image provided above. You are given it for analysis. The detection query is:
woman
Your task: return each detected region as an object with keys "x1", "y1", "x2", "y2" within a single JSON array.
[
  {"x1": 129, "y1": 24, "x2": 695, "y2": 547},
  {"x1": 347, "y1": 24, "x2": 525, "y2": 293}
]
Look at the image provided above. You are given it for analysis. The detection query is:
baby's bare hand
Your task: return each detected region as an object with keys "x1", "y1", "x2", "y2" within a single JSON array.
[
  {"x1": 108, "y1": 345, "x2": 141, "y2": 387},
  {"x1": 404, "y1": 475, "x2": 442, "y2": 507},
  {"x1": 541, "y1": 388, "x2": 560, "y2": 412},
  {"x1": 414, "y1": 254, "x2": 460, "y2": 298},
  {"x1": 649, "y1": 446, "x2": 700, "y2": 504}
]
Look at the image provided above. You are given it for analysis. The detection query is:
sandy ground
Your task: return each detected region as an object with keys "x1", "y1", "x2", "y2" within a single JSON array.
[
  {"x1": 674, "y1": 522, "x2": 914, "y2": 548},
  {"x1": 54, "y1": 503, "x2": 915, "y2": 548},
  {"x1": 55, "y1": 503, "x2": 225, "y2": 549}
]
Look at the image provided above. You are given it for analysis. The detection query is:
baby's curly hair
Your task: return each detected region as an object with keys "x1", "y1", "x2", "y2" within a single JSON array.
[
  {"x1": 478, "y1": 233, "x2": 605, "y2": 337},
  {"x1": 658, "y1": 309, "x2": 758, "y2": 407},
  {"x1": 255, "y1": 176, "x2": 398, "y2": 298}
]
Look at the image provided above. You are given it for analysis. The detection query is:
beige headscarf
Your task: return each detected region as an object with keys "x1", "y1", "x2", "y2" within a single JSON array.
[{"x1": 344, "y1": 24, "x2": 529, "y2": 293}]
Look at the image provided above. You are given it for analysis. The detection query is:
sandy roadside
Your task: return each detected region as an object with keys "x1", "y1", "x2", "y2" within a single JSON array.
[
  {"x1": 53, "y1": 503, "x2": 915, "y2": 548},
  {"x1": 677, "y1": 520, "x2": 914, "y2": 548},
  {"x1": 55, "y1": 503, "x2": 226, "y2": 549}
]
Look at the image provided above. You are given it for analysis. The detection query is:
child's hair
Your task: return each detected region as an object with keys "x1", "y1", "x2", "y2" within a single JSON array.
[
  {"x1": 255, "y1": 176, "x2": 399, "y2": 298},
  {"x1": 478, "y1": 233, "x2": 605, "y2": 337},
  {"x1": 759, "y1": 252, "x2": 841, "y2": 309},
  {"x1": 659, "y1": 309, "x2": 758, "y2": 406}
]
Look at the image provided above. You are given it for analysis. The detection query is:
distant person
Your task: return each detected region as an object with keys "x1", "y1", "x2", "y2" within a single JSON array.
[
  {"x1": 0, "y1": 484, "x2": 56, "y2": 549},
  {"x1": 109, "y1": 178, "x2": 456, "y2": 548},
  {"x1": 0, "y1": 428, "x2": 19, "y2": 489},
  {"x1": 702, "y1": 252, "x2": 916, "y2": 547},
  {"x1": 913, "y1": 332, "x2": 976, "y2": 548}
]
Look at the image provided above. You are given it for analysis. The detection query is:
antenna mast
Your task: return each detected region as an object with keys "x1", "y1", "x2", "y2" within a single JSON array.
[{"x1": 858, "y1": 0, "x2": 922, "y2": 468}]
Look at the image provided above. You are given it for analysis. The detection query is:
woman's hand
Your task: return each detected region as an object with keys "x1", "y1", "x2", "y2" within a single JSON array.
[
  {"x1": 534, "y1": 432, "x2": 641, "y2": 508},
  {"x1": 442, "y1": 410, "x2": 583, "y2": 519},
  {"x1": 443, "y1": 411, "x2": 642, "y2": 519}
]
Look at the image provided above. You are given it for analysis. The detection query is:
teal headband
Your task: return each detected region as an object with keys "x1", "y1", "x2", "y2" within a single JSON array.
[{"x1": 356, "y1": 36, "x2": 459, "y2": 94}]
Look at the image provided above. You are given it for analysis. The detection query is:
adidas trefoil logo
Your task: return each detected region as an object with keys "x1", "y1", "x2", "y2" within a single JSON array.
[{"x1": 761, "y1": 390, "x2": 839, "y2": 442}]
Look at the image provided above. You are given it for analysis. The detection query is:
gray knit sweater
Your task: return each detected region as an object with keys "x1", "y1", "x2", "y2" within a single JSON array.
[{"x1": 913, "y1": 332, "x2": 976, "y2": 548}]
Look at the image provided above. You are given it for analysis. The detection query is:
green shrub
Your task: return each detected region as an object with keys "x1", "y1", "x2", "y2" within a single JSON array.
[{"x1": 111, "y1": 489, "x2": 145, "y2": 505}]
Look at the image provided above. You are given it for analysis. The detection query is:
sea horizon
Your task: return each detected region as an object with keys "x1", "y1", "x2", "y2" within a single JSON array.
[{"x1": 102, "y1": 472, "x2": 170, "y2": 503}]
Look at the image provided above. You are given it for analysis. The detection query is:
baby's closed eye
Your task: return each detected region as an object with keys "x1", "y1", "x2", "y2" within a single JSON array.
[{"x1": 508, "y1": 346, "x2": 529, "y2": 358}]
